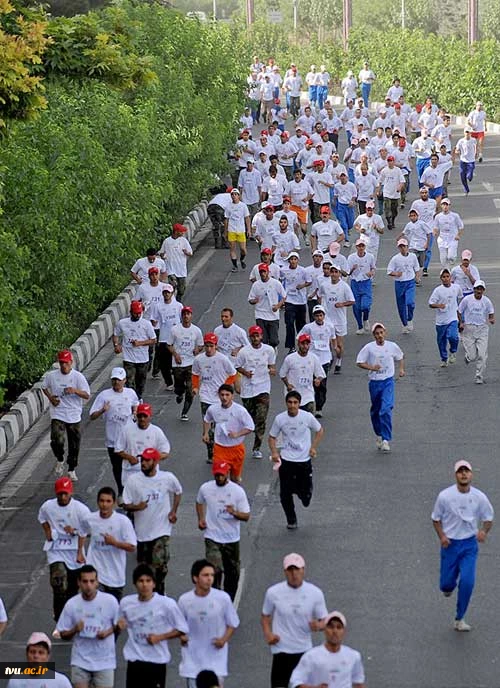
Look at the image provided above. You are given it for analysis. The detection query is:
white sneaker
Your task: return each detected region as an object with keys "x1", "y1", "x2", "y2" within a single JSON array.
[
  {"x1": 448, "y1": 353, "x2": 456, "y2": 364},
  {"x1": 381, "y1": 440, "x2": 391, "y2": 452},
  {"x1": 252, "y1": 449, "x2": 263, "y2": 459},
  {"x1": 166, "y1": 384, "x2": 174, "y2": 391},
  {"x1": 376, "y1": 436, "x2": 383, "y2": 450},
  {"x1": 475, "y1": 376, "x2": 484, "y2": 384},
  {"x1": 68, "y1": 470, "x2": 78, "y2": 481},
  {"x1": 454, "y1": 619, "x2": 471, "y2": 632},
  {"x1": 344, "y1": 241, "x2": 351, "y2": 248},
  {"x1": 356, "y1": 328, "x2": 364, "y2": 335},
  {"x1": 54, "y1": 461, "x2": 64, "y2": 476},
  {"x1": 440, "y1": 360, "x2": 448, "y2": 368},
  {"x1": 407, "y1": 320, "x2": 414, "y2": 331},
  {"x1": 363, "y1": 320, "x2": 370, "y2": 333},
  {"x1": 401, "y1": 325, "x2": 409, "y2": 334}
]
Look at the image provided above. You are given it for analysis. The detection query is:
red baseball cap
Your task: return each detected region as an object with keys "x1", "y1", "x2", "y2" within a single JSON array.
[
  {"x1": 141, "y1": 447, "x2": 161, "y2": 462},
  {"x1": 320, "y1": 205, "x2": 330, "y2": 213},
  {"x1": 173, "y1": 223, "x2": 188, "y2": 233},
  {"x1": 57, "y1": 350, "x2": 73, "y2": 363},
  {"x1": 297, "y1": 333, "x2": 311, "y2": 343},
  {"x1": 212, "y1": 461, "x2": 231, "y2": 475},
  {"x1": 181, "y1": 306, "x2": 193, "y2": 314},
  {"x1": 258, "y1": 263, "x2": 270, "y2": 272},
  {"x1": 248, "y1": 325, "x2": 263, "y2": 336},
  {"x1": 55, "y1": 477, "x2": 73, "y2": 495},
  {"x1": 130, "y1": 300, "x2": 143, "y2": 314},
  {"x1": 283, "y1": 195, "x2": 292, "y2": 202},
  {"x1": 261, "y1": 247, "x2": 273, "y2": 255},
  {"x1": 204, "y1": 333, "x2": 218, "y2": 345},
  {"x1": 148, "y1": 266, "x2": 159, "y2": 274},
  {"x1": 136, "y1": 402, "x2": 153, "y2": 417}
]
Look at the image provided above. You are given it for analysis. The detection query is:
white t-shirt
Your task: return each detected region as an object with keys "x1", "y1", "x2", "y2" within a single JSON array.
[
  {"x1": 311, "y1": 219, "x2": 344, "y2": 252},
  {"x1": 89, "y1": 388, "x2": 139, "y2": 447},
  {"x1": 458, "y1": 294, "x2": 494, "y2": 325},
  {"x1": 431, "y1": 485, "x2": 494, "y2": 539},
  {"x1": 254, "y1": 216, "x2": 280, "y2": 250},
  {"x1": 272, "y1": 231, "x2": 300, "y2": 267},
  {"x1": 290, "y1": 643, "x2": 365, "y2": 688},
  {"x1": 280, "y1": 265, "x2": 309, "y2": 305},
  {"x1": 204, "y1": 402, "x2": 255, "y2": 447},
  {"x1": 261, "y1": 175, "x2": 288, "y2": 206},
  {"x1": 131, "y1": 257, "x2": 167, "y2": 282},
  {"x1": 119, "y1": 593, "x2": 188, "y2": 664},
  {"x1": 238, "y1": 168, "x2": 263, "y2": 205},
  {"x1": 159, "y1": 236, "x2": 192, "y2": 278},
  {"x1": 402, "y1": 220, "x2": 432, "y2": 251},
  {"x1": 213, "y1": 323, "x2": 249, "y2": 359},
  {"x1": 434, "y1": 212, "x2": 464, "y2": 247},
  {"x1": 224, "y1": 201, "x2": 250, "y2": 233},
  {"x1": 135, "y1": 282, "x2": 165, "y2": 319},
  {"x1": 149, "y1": 299, "x2": 183, "y2": 343},
  {"x1": 269, "y1": 410, "x2": 322, "y2": 462},
  {"x1": 355, "y1": 172, "x2": 377, "y2": 201},
  {"x1": 347, "y1": 252, "x2": 375, "y2": 282},
  {"x1": 355, "y1": 213, "x2": 384, "y2": 252},
  {"x1": 387, "y1": 252, "x2": 420, "y2": 281},
  {"x1": 178, "y1": 588, "x2": 240, "y2": 678},
  {"x1": 455, "y1": 137, "x2": 476, "y2": 162},
  {"x1": 317, "y1": 280, "x2": 355, "y2": 336},
  {"x1": 378, "y1": 166, "x2": 405, "y2": 199},
  {"x1": 192, "y1": 352, "x2": 236, "y2": 404},
  {"x1": 166, "y1": 323, "x2": 204, "y2": 367},
  {"x1": 279, "y1": 352, "x2": 325, "y2": 405},
  {"x1": 114, "y1": 422, "x2": 171, "y2": 486},
  {"x1": 114, "y1": 317, "x2": 156, "y2": 364},
  {"x1": 468, "y1": 109, "x2": 486, "y2": 133},
  {"x1": 249, "y1": 277, "x2": 286, "y2": 321},
  {"x1": 285, "y1": 179, "x2": 314, "y2": 209},
  {"x1": 197, "y1": 480, "x2": 250, "y2": 544},
  {"x1": 298, "y1": 321, "x2": 336, "y2": 365},
  {"x1": 309, "y1": 171, "x2": 334, "y2": 205},
  {"x1": 410, "y1": 198, "x2": 436, "y2": 226},
  {"x1": 428, "y1": 284, "x2": 461, "y2": 325},
  {"x1": 42, "y1": 369, "x2": 90, "y2": 423},
  {"x1": 451, "y1": 264, "x2": 480, "y2": 296},
  {"x1": 262, "y1": 580, "x2": 328, "y2": 654},
  {"x1": 249, "y1": 262, "x2": 281, "y2": 282},
  {"x1": 356, "y1": 340, "x2": 404, "y2": 381},
  {"x1": 235, "y1": 344, "x2": 276, "y2": 397},
  {"x1": 122, "y1": 469, "x2": 182, "y2": 542},
  {"x1": 38, "y1": 498, "x2": 91, "y2": 569},
  {"x1": 334, "y1": 181, "x2": 357, "y2": 205},
  {"x1": 8, "y1": 673, "x2": 71, "y2": 688},
  {"x1": 85, "y1": 511, "x2": 137, "y2": 588},
  {"x1": 57, "y1": 592, "x2": 119, "y2": 671}
]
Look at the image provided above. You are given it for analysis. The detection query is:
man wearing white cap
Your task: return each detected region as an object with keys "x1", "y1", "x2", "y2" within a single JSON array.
[
  {"x1": 317, "y1": 264, "x2": 355, "y2": 373},
  {"x1": 410, "y1": 187, "x2": 436, "y2": 276},
  {"x1": 451, "y1": 250, "x2": 480, "y2": 298},
  {"x1": 238, "y1": 158, "x2": 262, "y2": 221},
  {"x1": 354, "y1": 200, "x2": 384, "y2": 265},
  {"x1": 89, "y1": 367, "x2": 139, "y2": 499},
  {"x1": 457, "y1": 280, "x2": 495, "y2": 384},
  {"x1": 356, "y1": 322, "x2": 404, "y2": 453},
  {"x1": 7, "y1": 632, "x2": 72, "y2": 688},
  {"x1": 281, "y1": 252, "x2": 311, "y2": 353},
  {"x1": 149, "y1": 283, "x2": 182, "y2": 390},
  {"x1": 304, "y1": 250, "x2": 325, "y2": 319},
  {"x1": 428, "y1": 268, "x2": 462, "y2": 367},
  {"x1": 224, "y1": 189, "x2": 250, "y2": 273},
  {"x1": 387, "y1": 238, "x2": 421, "y2": 333},
  {"x1": 433, "y1": 198, "x2": 464, "y2": 267},
  {"x1": 272, "y1": 215, "x2": 300, "y2": 268},
  {"x1": 399, "y1": 208, "x2": 432, "y2": 283},
  {"x1": 289, "y1": 610, "x2": 365, "y2": 688},
  {"x1": 348, "y1": 237, "x2": 376, "y2": 335},
  {"x1": 453, "y1": 128, "x2": 477, "y2": 194},
  {"x1": 431, "y1": 460, "x2": 494, "y2": 631},
  {"x1": 261, "y1": 552, "x2": 328, "y2": 688}
]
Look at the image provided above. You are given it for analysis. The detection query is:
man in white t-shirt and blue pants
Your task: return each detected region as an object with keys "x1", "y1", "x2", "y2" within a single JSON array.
[
  {"x1": 387, "y1": 238, "x2": 421, "y2": 333},
  {"x1": 431, "y1": 460, "x2": 494, "y2": 631},
  {"x1": 428, "y1": 268, "x2": 462, "y2": 367},
  {"x1": 356, "y1": 322, "x2": 405, "y2": 453}
]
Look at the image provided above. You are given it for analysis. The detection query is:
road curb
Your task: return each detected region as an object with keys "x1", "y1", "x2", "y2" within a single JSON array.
[{"x1": 0, "y1": 203, "x2": 210, "y2": 466}]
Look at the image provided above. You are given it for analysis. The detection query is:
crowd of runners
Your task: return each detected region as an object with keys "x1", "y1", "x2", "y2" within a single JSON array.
[{"x1": 0, "y1": 56, "x2": 496, "y2": 688}]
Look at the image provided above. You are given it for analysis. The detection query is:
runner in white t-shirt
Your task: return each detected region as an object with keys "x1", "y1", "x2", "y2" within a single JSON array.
[
  {"x1": 451, "y1": 249, "x2": 480, "y2": 298},
  {"x1": 178, "y1": 559, "x2": 240, "y2": 686},
  {"x1": 85, "y1": 486, "x2": 137, "y2": 600},
  {"x1": 458, "y1": 280, "x2": 495, "y2": 384},
  {"x1": 214, "y1": 308, "x2": 249, "y2": 361},
  {"x1": 356, "y1": 322, "x2": 405, "y2": 453},
  {"x1": 269, "y1": 391, "x2": 324, "y2": 529},
  {"x1": 130, "y1": 248, "x2": 167, "y2": 285},
  {"x1": 57, "y1": 566, "x2": 119, "y2": 688},
  {"x1": 290, "y1": 611, "x2": 365, "y2": 688},
  {"x1": 249, "y1": 247, "x2": 281, "y2": 282},
  {"x1": 261, "y1": 552, "x2": 328, "y2": 688},
  {"x1": 148, "y1": 284, "x2": 183, "y2": 390},
  {"x1": 317, "y1": 265, "x2": 355, "y2": 373},
  {"x1": 89, "y1": 367, "x2": 138, "y2": 499},
  {"x1": 7, "y1": 632, "x2": 71, "y2": 688},
  {"x1": 42, "y1": 349, "x2": 90, "y2": 481},
  {"x1": 159, "y1": 223, "x2": 193, "y2": 301},
  {"x1": 118, "y1": 563, "x2": 188, "y2": 688},
  {"x1": 428, "y1": 268, "x2": 462, "y2": 366},
  {"x1": 279, "y1": 335, "x2": 325, "y2": 412},
  {"x1": 467, "y1": 101, "x2": 486, "y2": 161},
  {"x1": 196, "y1": 461, "x2": 250, "y2": 600},
  {"x1": 123, "y1": 448, "x2": 182, "y2": 595},
  {"x1": 235, "y1": 325, "x2": 276, "y2": 459},
  {"x1": 38, "y1": 477, "x2": 90, "y2": 622},
  {"x1": 248, "y1": 265, "x2": 287, "y2": 348},
  {"x1": 387, "y1": 238, "x2": 421, "y2": 332},
  {"x1": 433, "y1": 199, "x2": 464, "y2": 267}
]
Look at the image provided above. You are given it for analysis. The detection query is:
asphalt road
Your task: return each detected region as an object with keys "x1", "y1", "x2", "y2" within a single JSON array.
[{"x1": 1, "y1": 128, "x2": 500, "y2": 688}]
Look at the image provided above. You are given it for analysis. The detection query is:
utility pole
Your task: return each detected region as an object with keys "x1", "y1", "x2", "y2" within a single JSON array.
[
  {"x1": 293, "y1": 0, "x2": 297, "y2": 32},
  {"x1": 468, "y1": 0, "x2": 478, "y2": 44},
  {"x1": 401, "y1": 0, "x2": 405, "y2": 29},
  {"x1": 246, "y1": 0, "x2": 254, "y2": 27},
  {"x1": 342, "y1": 0, "x2": 351, "y2": 50}
]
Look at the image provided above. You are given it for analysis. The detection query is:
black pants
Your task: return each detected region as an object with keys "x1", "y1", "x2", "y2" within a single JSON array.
[
  {"x1": 126, "y1": 661, "x2": 166, "y2": 688},
  {"x1": 148, "y1": 329, "x2": 160, "y2": 375},
  {"x1": 314, "y1": 362, "x2": 331, "y2": 411},
  {"x1": 157, "y1": 343, "x2": 174, "y2": 386},
  {"x1": 124, "y1": 361, "x2": 148, "y2": 400},
  {"x1": 50, "y1": 419, "x2": 81, "y2": 470},
  {"x1": 284, "y1": 303, "x2": 306, "y2": 349},
  {"x1": 173, "y1": 366, "x2": 194, "y2": 415},
  {"x1": 208, "y1": 204, "x2": 225, "y2": 243},
  {"x1": 256, "y1": 318, "x2": 280, "y2": 348},
  {"x1": 383, "y1": 197, "x2": 399, "y2": 229},
  {"x1": 279, "y1": 459, "x2": 313, "y2": 525},
  {"x1": 307, "y1": 298, "x2": 318, "y2": 321},
  {"x1": 271, "y1": 652, "x2": 304, "y2": 688},
  {"x1": 329, "y1": 132, "x2": 339, "y2": 148},
  {"x1": 99, "y1": 582, "x2": 123, "y2": 601},
  {"x1": 107, "y1": 447, "x2": 123, "y2": 495}
]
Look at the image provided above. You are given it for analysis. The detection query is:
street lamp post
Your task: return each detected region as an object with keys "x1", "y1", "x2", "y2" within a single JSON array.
[{"x1": 401, "y1": 0, "x2": 405, "y2": 29}]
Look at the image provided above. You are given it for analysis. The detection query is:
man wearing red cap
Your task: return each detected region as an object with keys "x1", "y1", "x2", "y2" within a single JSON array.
[
  {"x1": 135, "y1": 266, "x2": 165, "y2": 378},
  {"x1": 248, "y1": 264, "x2": 286, "y2": 348},
  {"x1": 123, "y1": 448, "x2": 183, "y2": 595},
  {"x1": 114, "y1": 402, "x2": 170, "y2": 490},
  {"x1": 159, "y1": 223, "x2": 193, "y2": 302},
  {"x1": 249, "y1": 247, "x2": 280, "y2": 282},
  {"x1": 310, "y1": 206, "x2": 344, "y2": 253},
  {"x1": 113, "y1": 301, "x2": 157, "y2": 400},
  {"x1": 432, "y1": 460, "x2": 494, "y2": 631},
  {"x1": 261, "y1": 552, "x2": 328, "y2": 688},
  {"x1": 42, "y1": 350, "x2": 90, "y2": 481},
  {"x1": 376, "y1": 155, "x2": 406, "y2": 231},
  {"x1": 130, "y1": 247, "x2": 167, "y2": 285},
  {"x1": 196, "y1": 460, "x2": 250, "y2": 600},
  {"x1": 166, "y1": 306, "x2": 203, "y2": 420},
  {"x1": 235, "y1": 325, "x2": 276, "y2": 459},
  {"x1": 253, "y1": 202, "x2": 280, "y2": 248},
  {"x1": 285, "y1": 168, "x2": 314, "y2": 246},
  {"x1": 38, "y1": 477, "x2": 90, "y2": 621},
  {"x1": 192, "y1": 333, "x2": 237, "y2": 463}
]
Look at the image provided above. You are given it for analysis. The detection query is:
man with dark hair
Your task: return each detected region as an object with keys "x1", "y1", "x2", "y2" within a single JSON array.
[
  {"x1": 113, "y1": 301, "x2": 157, "y2": 400},
  {"x1": 118, "y1": 564, "x2": 188, "y2": 688},
  {"x1": 178, "y1": 559, "x2": 239, "y2": 687}
]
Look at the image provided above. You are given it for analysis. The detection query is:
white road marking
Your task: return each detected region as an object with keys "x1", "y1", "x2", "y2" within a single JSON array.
[
  {"x1": 233, "y1": 567, "x2": 245, "y2": 611},
  {"x1": 483, "y1": 181, "x2": 494, "y2": 192},
  {"x1": 464, "y1": 216, "x2": 500, "y2": 225},
  {"x1": 256, "y1": 483, "x2": 270, "y2": 497},
  {"x1": 494, "y1": 199, "x2": 500, "y2": 209}
]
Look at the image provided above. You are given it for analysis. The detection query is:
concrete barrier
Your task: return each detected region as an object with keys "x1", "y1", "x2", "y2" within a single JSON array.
[{"x1": 0, "y1": 204, "x2": 209, "y2": 467}]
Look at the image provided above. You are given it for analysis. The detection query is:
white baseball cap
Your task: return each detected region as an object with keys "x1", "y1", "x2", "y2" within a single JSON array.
[
  {"x1": 111, "y1": 367, "x2": 126, "y2": 380},
  {"x1": 283, "y1": 552, "x2": 305, "y2": 569}
]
